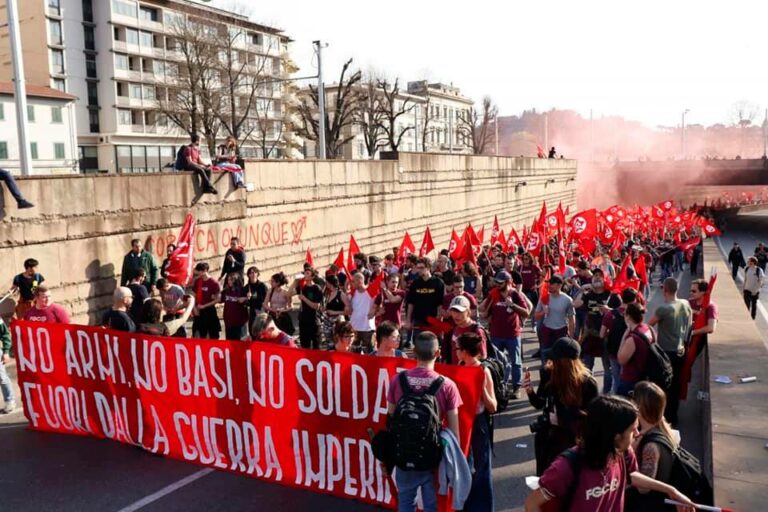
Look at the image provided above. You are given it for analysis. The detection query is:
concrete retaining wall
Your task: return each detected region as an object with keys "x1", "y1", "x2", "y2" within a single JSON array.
[{"x1": 0, "y1": 153, "x2": 577, "y2": 323}]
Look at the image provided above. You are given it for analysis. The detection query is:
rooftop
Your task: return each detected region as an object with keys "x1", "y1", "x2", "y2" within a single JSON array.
[{"x1": 0, "y1": 82, "x2": 77, "y2": 101}]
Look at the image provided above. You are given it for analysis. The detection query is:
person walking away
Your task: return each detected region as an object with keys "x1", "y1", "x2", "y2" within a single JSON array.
[
  {"x1": 157, "y1": 278, "x2": 188, "y2": 337},
  {"x1": 743, "y1": 256, "x2": 764, "y2": 320},
  {"x1": 524, "y1": 337, "x2": 598, "y2": 475},
  {"x1": 727, "y1": 242, "x2": 746, "y2": 281},
  {"x1": 573, "y1": 276, "x2": 613, "y2": 393},
  {"x1": 0, "y1": 317, "x2": 16, "y2": 413},
  {"x1": 533, "y1": 275, "x2": 575, "y2": 363},
  {"x1": 175, "y1": 133, "x2": 217, "y2": 194},
  {"x1": 456, "y1": 332, "x2": 497, "y2": 512},
  {"x1": 7, "y1": 258, "x2": 44, "y2": 319},
  {"x1": 221, "y1": 272, "x2": 249, "y2": 341},
  {"x1": 601, "y1": 287, "x2": 639, "y2": 394},
  {"x1": 219, "y1": 237, "x2": 246, "y2": 281},
  {"x1": 191, "y1": 262, "x2": 221, "y2": 339},
  {"x1": 0, "y1": 168, "x2": 34, "y2": 208},
  {"x1": 349, "y1": 272, "x2": 376, "y2": 352},
  {"x1": 524, "y1": 395, "x2": 694, "y2": 512},
  {"x1": 386, "y1": 331, "x2": 463, "y2": 512},
  {"x1": 23, "y1": 286, "x2": 70, "y2": 323},
  {"x1": 648, "y1": 277, "x2": 692, "y2": 427},
  {"x1": 293, "y1": 267, "x2": 323, "y2": 349},
  {"x1": 754, "y1": 242, "x2": 768, "y2": 272},
  {"x1": 103, "y1": 287, "x2": 136, "y2": 332},
  {"x1": 616, "y1": 303, "x2": 656, "y2": 396},
  {"x1": 120, "y1": 238, "x2": 158, "y2": 293},
  {"x1": 126, "y1": 269, "x2": 149, "y2": 324}
]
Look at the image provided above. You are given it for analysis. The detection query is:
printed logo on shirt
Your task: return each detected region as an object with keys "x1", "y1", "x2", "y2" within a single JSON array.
[
  {"x1": 414, "y1": 287, "x2": 436, "y2": 294},
  {"x1": 585, "y1": 478, "x2": 620, "y2": 500},
  {"x1": 27, "y1": 316, "x2": 48, "y2": 322}
]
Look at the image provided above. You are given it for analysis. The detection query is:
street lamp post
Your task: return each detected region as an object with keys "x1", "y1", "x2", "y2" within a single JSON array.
[
  {"x1": 313, "y1": 40, "x2": 327, "y2": 159},
  {"x1": 5, "y1": 0, "x2": 33, "y2": 176},
  {"x1": 681, "y1": 109, "x2": 690, "y2": 160}
]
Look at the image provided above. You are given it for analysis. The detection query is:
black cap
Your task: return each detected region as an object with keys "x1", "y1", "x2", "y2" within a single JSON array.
[{"x1": 549, "y1": 337, "x2": 580, "y2": 360}]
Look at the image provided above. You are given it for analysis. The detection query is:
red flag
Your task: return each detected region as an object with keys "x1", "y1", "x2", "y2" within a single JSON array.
[
  {"x1": 680, "y1": 274, "x2": 717, "y2": 399},
  {"x1": 305, "y1": 247, "x2": 314, "y2": 267},
  {"x1": 398, "y1": 232, "x2": 416, "y2": 262},
  {"x1": 331, "y1": 248, "x2": 346, "y2": 273},
  {"x1": 538, "y1": 203, "x2": 548, "y2": 227},
  {"x1": 569, "y1": 209, "x2": 598, "y2": 239},
  {"x1": 657, "y1": 199, "x2": 674, "y2": 212},
  {"x1": 611, "y1": 255, "x2": 640, "y2": 293},
  {"x1": 448, "y1": 229, "x2": 464, "y2": 260},
  {"x1": 165, "y1": 214, "x2": 195, "y2": 286},
  {"x1": 522, "y1": 224, "x2": 529, "y2": 246},
  {"x1": 539, "y1": 269, "x2": 551, "y2": 305},
  {"x1": 525, "y1": 230, "x2": 543, "y2": 257},
  {"x1": 463, "y1": 224, "x2": 480, "y2": 246},
  {"x1": 419, "y1": 227, "x2": 435, "y2": 257},
  {"x1": 477, "y1": 226, "x2": 485, "y2": 247},
  {"x1": 367, "y1": 271, "x2": 385, "y2": 298},
  {"x1": 558, "y1": 237, "x2": 567, "y2": 275},
  {"x1": 700, "y1": 220, "x2": 722, "y2": 237},
  {"x1": 455, "y1": 232, "x2": 477, "y2": 268},
  {"x1": 497, "y1": 229, "x2": 507, "y2": 252},
  {"x1": 490, "y1": 216, "x2": 500, "y2": 246},
  {"x1": 508, "y1": 228, "x2": 522, "y2": 250},
  {"x1": 634, "y1": 254, "x2": 648, "y2": 286},
  {"x1": 347, "y1": 235, "x2": 361, "y2": 271}
]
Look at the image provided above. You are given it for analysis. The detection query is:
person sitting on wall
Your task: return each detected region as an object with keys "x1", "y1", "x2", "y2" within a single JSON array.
[
  {"x1": 215, "y1": 136, "x2": 246, "y2": 189},
  {"x1": 174, "y1": 133, "x2": 218, "y2": 195},
  {"x1": 0, "y1": 168, "x2": 34, "y2": 209}
]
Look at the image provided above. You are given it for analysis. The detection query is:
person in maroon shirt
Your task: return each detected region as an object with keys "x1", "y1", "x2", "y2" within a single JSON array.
[
  {"x1": 375, "y1": 273, "x2": 405, "y2": 326},
  {"x1": 519, "y1": 252, "x2": 542, "y2": 306},
  {"x1": 440, "y1": 274, "x2": 478, "y2": 321},
  {"x1": 192, "y1": 262, "x2": 221, "y2": 339},
  {"x1": 23, "y1": 286, "x2": 70, "y2": 324},
  {"x1": 179, "y1": 133, "x2": 218, "y2": 194},
  {"x1": 221, "y1": 272, "x2": 249, "y2": 340},
  {"x1": 616, "y1": 303, "x2": 655, "y2": 397}
]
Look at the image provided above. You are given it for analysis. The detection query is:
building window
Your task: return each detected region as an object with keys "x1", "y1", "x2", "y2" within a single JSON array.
[
  {"x1": 87, "y1": 82, "x2": 98, "y2": 106},
  {"x1": 250, "y1": 33, "x2": 263, "y2": 45},
  {"x1": 139, "y1": 31, "x2": 153, "y2": 48},
  {"x1": 51, "y1": 106, "x2": 63, "y2": 123},
  {"x1": 82, "y1": 0, "x2": 94, "y2": 22},
  {"x1": 140, "y1": 6, "x2": 159, "y2": 22},
  {"x1": 48, "y1": 0, "x2": 61, "y2": 15},
  {"x1": 30, "y1": 142, "x2": 39, "y2": 160},
  {"x1": 84, "y1": 26, "x2": 95, "y2": 51},
  {"x1": 118, "y1": 109, "x2": 132, "y2": 125},
  {"x1": 0, "y1": 104, "x2": 4, "y2": 120},
  {"x1": 86, "y1": 57, "x2": 97, "y2": 78},
  {"x1": 88, "y1": 109, "x2": 100, "y2": 133},
  {"x1": 49, "y1": 20, "x2": 63, "y2": 45},
  {"x1": 126, "y1": 29, "x2": 140, "y2": 46},
  {"x1": 51, "y1": 49, "x2": 65, "y2": 74},
  {"x1": 51, "y1": 78, "x2": 66, "y2": 91},
  {"x1": 129, "y1": 84, "x2": 142, "y2": 99},
  {"x1": 27, "y1": 105, "x2": 35, "y2": 122},
  {"x1": 112, "y1": 0, "x2": 137, "y2": 18},
  {"x1": 0, "y1": 141, "x2": 7, "y2": 159},
  {"x1": 115, "y1": 53, "x2": 129, "y2": 70},
  {"x1": 143, "y1": 85, "x2": 155, "y2": 100},
  {"x1": 54, "y1": 143, "x2": 66, "y2": 159}
]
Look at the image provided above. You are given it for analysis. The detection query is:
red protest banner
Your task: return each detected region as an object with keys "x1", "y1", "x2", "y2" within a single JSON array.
[{"x1": 11, "y1": 321, "x2": 483, "y2": 510}]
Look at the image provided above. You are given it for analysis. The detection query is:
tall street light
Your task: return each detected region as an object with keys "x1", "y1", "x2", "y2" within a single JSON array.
[
  {"x1": 681, "y1": 109, "x2": 690, "y2": 160},
  {"x1": 5, "y1": 0, "x2": 33, "y2": 176}
]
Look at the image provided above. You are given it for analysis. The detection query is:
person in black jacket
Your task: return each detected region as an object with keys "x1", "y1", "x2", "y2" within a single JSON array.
[
  {"x1": 219, "y1": 237, "x2": 246, "y2": 280},
  {"x1": 727, "y1": 242, "x2": 746, "y2": 280},
  {"x1": 524, "y1": 336, "x2": 599, "y2": 475}
]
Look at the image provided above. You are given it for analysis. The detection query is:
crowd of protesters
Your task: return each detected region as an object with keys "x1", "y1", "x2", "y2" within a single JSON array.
[{"x1": 2, "y1": 204, "x2": 730, "y2": 512}]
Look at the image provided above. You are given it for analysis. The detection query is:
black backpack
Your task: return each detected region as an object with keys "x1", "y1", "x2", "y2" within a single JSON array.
[
  {"x1": 389, "y1": 372, "x2": 444, "y2": 471},
  {"x1": 174, "y1": 145, "x2": 188, "y2": 171},
  {"x1": 606, "y1": 308, "x2": 627, "y2": 357},
  {"x1": 637, "y1": 329, "x2": 674, "y2": 391},
  {"x1": 482, "y1": 340, "x2": 510, "y2": 413},
  {"x1": 639, "y1": 431, "x2": 713, "y2": 505}
]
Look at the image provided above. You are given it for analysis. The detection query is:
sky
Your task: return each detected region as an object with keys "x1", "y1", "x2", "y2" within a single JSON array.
[{"x1": 211, "y1": 0, "x2": 768, "y2": 129}]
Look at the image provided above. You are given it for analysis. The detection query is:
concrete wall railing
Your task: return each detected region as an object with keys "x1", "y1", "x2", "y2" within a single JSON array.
[{"x1": 0, "y1": 153, "x2": 577, "y2": 323}]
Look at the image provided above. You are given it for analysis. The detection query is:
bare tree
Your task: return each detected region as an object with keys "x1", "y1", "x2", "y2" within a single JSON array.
[
  {"x1": 378, "y1": 78, "x2": 415, "y2": 152},
  {"x1": 355, "y1": 77, "x2": 387, "y2": 158},
  {"x1": 296, "y1": 58, "x2": 362, "y2": 159},
  {"x1": 729, "y1": 100, "x2": 760, "y2": 156},
  {"x1": 458, "y1": 96, "x2": 498, "y2": 154}
]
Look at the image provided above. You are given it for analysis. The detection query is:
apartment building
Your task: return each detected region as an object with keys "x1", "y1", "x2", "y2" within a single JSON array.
[
  {"x1": 301, "y1": 80, "x2": 474, "y2": 159},
  {"x1": 0, "y1": 82, "x2": 78, "y2": 174},
  {"x1": 0, "y1": 0, "x2": 297, "y2": 173}
]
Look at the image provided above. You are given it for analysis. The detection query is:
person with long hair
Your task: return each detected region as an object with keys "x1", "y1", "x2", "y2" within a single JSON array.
[
  {"x1": 461, "y1": 261, "x2": 481, "y2": 301},
  {"x1": 617, "y1": 302, "x2": 655, "y2": 397},
  {"x1": 626, "y1": 381, "x2": 681, "y2": 511},
  {"x1": 525, "y1": 395, "x2": 693, "y2": 512},
  {"x1": 320, "y1": 274, "x2": 349, "y2": 344},
  {"x1": 524, "y1": 337, "x2": 598, "y2": 475},
  {"x1": 328, "y1": 320, "x2": 356, "y2": 353},
  {"x1": 221, "y1": 272, "x2": 249, "y2": 340},
  {"x1": 216, "y1": 135, "x2": 246, "y2": 189},
  {"x1": 456, "y1": 332, "x2": 497, "y2": 512},
  {"x1": 264, "y1": 272, "x2": 294, "y2": 335},
  {"x1": 138, "y1": 295, "x2": 195, "y2": 337},
  {"x1": 245, "y1": 266, "x2": 268, "y2": 327}
]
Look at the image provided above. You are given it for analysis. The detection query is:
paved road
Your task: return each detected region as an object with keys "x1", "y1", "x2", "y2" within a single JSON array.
[{"x1": 0, "y1": 258, "x2": 717, "y2": 512}]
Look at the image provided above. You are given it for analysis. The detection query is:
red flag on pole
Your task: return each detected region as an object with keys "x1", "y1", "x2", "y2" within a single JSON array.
[
  {"x1": 347, "y1": 235, "x2": 361, "y2": 271},
  {"x1": 165, "y1": 213, "x2": 195, "y2": 286},
  {"x1": 455, "y1": 232, "x2": 477, "y2": 268},
  {"x1": 477, "y1": 226, "x2": 485, "y2": 247},
  {"x1": 497, "y1": 229, "x2": 507, "y2": 252},
  {"x1": 419, "y1": 227, "x2": 435, "y2": 257},
  {"x1": 634, "y1": 254, "x2": 648, "y2": 286},
  {"x1": 448, "y1": 229, "x2": 464, "y2": 260},
  {"x1": 490, "y1": 216, "x2": 500, "y2": 246},
  {"x1": 700, "y1": 220, "x2": 722, "y2": 237},
  {"x1": 367, "y1": 270, "x2": 385, "y2": 298},
  {"x1": 331, "y1": 248, "x2": 346, "y2": 273},
  {"x1": 569, "y1": 209, "x2": 598, "y2": 240},
  {"x1": 305, "y1": 248, "x2": 314, "y2": 267},
  {"x1": 508, "y1": 228, "x2": 522, "y2": 251},
  {"x1": 539, "y1": 269, "x2": 551, "y2": 305},
  {"x1": 398, "y1": 232, "x2": 417, "y2": 262},
  {"x1": 463, "y1": 224, "x2": 480, "y2": 246}
]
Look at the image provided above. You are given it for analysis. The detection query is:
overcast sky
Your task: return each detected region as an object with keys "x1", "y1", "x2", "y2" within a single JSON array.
[{"x1": 212, "y1": 0, "x2": 767, "y2": 129}]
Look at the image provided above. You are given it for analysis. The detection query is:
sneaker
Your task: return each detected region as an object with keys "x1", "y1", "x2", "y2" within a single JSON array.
[
  {"x1": 3, "y1": 401, "x2": 16, "y2": 414},
  {"x1": 204, "y1": 186, "x2": 218, "y2": 195},
  {"x1": 17, "y1": 199, "x2": 34, "y2": 209},
  {"x1": 509, "y1": 386, "x2": 520, "y2": 399}
]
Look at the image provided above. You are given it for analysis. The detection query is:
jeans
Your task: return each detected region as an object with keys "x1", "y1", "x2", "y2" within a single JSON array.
[
  {"x1": 582, "y1": 349, "x2": 613, "y2": 394},
  {"x1": 225, "y1": 324, "x2": 247, "y2": 341},
  {"x1": 665, "y1": 351, "x2": 685, "y2": 427},
  {"x1": 464, "y1": 413, "x2": 494, "y2": 512},
  {"x1": 395, "y1": 469, "x2": 437, "y2": 512},
  {"x1": 744, "y1": 291, "x2": 759, "y2": 320},
  {"x1": 609, "y1": 357, "x2": 621, "y2": 395},
  {"x1": 616, "y1": 379, "x2": 636, "y2": 397},
  {"x1": 574, "y1": 309, "x2": 587, "y2": 339},
  {"x1": 731, "y1": 264, "x2": 739, "y2": 281},
  {"x1": 0, "y1": 360, "x2": 13, "y2": 404},
  {"x1": 491, "y1": 335, "x2": 522, "y2": 387},
  {"x1": 0, "y1": 168, "x2": 24, "y2": 203}
]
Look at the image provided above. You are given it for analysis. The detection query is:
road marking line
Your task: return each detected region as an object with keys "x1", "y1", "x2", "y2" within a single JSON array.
[
  {"x1": 114, "y1": 468, "x2": 214, "y2": 512},
  {"x1": 0, "y1": 423, "x2": 27, "y2": 430}
]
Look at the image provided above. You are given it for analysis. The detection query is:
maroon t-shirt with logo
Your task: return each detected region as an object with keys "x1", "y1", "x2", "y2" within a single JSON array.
[
  {"x1": 376, "y1": 289, "x2": 406, "y2": 326},
  {"x1": 222, "y1": 288, "x2": 248, "y2": 327},
  {"x1": 487, "y1": 290, "x2": 527, "y2": 338},
  {"x1": 539, "y1": 447, "x2": 638, "y2": 512},
  {"x1": 520, "y1": 265, "x2": 542, "y2": 291},
  {"x1": 195, "y1": 277, "x2": 221, "y2": 305}
]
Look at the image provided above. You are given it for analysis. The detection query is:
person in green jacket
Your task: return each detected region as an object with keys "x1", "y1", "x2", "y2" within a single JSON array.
[
  {"x1": 120, "y1": 238, "x2": 159, "y2": 293},
  {"x1": 0, "y1": 317, "x2": 15, "y2": 413}
]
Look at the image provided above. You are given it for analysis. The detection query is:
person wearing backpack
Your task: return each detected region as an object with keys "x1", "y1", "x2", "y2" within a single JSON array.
[
  {"x1": 616, "y1": 303, "x2": 655, "y2": 397},
  {"x1": 649, "y1": 278, "x2": 692, "y2": 427},
  {"x1": 601, "y1": 287, "x2": 638, "y2": 394},
  {"x1": 174, "y1": 133, "x2": 218, "y2": 195},
  {"x1": 386, "y1": 331, "x2": 463, "y2": 512},
  {"x1": 456, "y1": 332, "x2": 497, "y2": 512},
  {"x1": 524, "y1": 395, "x2": 695, "y2": 512}
]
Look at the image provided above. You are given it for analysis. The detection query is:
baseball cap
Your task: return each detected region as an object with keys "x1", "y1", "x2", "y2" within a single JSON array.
[
  {"x1": 549, "y1": 337, "x2": 580, "y2": 360},
  {"x1": 449, "y1": 295, "x2": 471, "y2": 312},
  {"x1": 494, "y1": 270, "x2": 512, "y2": 283}
]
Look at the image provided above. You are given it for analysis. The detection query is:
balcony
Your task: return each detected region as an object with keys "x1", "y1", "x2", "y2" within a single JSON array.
[
  {"x1": 116, "y1": 97, "x2": 131, "y2": 107},
  {"x1": 153, "y1": 47, "x2": 166, "y2": 59},
  {"x1": 113, "y1": 40, "x2": 128, "y2": 52},
  {"x1": 131, "y1": 124, "x2": 145, "y2": 133},
  {"x1": 138, "y1": 19, "x2": 163, "y2": 33}
]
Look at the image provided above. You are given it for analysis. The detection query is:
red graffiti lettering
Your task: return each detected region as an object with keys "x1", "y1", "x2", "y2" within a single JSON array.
[
  {"x1": 195, "y1": 228, "x2": 206, "y2": 252},
  {"x1": 221, "y1": 227, "x2": 231, "y2": 248},
  {"x1": 261, "y1": 223, "x2": 272, "y2": 246},
  {"x1": 206, "y1": 230, "x2": 216, "y2": 253}
]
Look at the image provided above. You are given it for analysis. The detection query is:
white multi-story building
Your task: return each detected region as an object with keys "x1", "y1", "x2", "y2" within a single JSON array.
[
  {"x1": 0, "y1": 0, "x2": 297, "y2": 173},
  {"x1": 0, "y1": 82, "x2": 78, "y2": 174}
]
